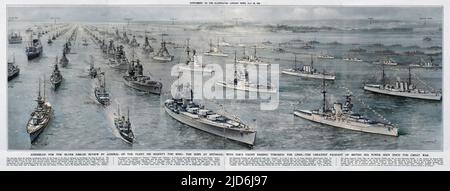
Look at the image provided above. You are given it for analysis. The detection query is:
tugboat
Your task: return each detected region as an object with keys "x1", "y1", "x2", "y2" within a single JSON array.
[
  {"x1": 123, "y1": 56, "x2": 163, "y2": 95},
  {"x1": 142, "y1": 36, "x2": 154, "y2": 54},
  {"x1": 216, "y1": 52, "x2": 276, "y2": 93},
  {"x1": 59, "y1": 52, "x2": 69, "y2": 67},
  {"x1": 8, "y1": 32, "x2": 23, "y2": 44},
  {"x1": 94, "y1": 72, "x2": 111, "y2": 105},
  {"x1": 363, "y1": 65, "x2": 441, "y2": 100},
  {"x1": 25, "y1": 34, "x2": 43, "y2": 60},
  {"x1": 164, "y1": 86, "x2": 256, "y2": 147},
  {"x1": 236, "y1": 46, "x2": 269, "y2": 66},
  {"x1": 27, "y1": 79, "x2": 54, "y2": 143},
  {"x1": 50, "y1": 57, "x2": 63, "y2": 90},
  {"x1": 178, "y1": 40, "x2": 214, "y2": 73},
  {"x1": 8, "y1": 54, "x2": 20, "y2": 81},
  {"x1": 294, "y1": 79, "x2": 398, "y2": 136},
  {"x1": 113, "y1": 105, "x2": 135, "y2": 144},
  {"x1": 203, "y1": 39, "x2": 228, "y2": 57},
  {"x1": 152, "y1": 35, "x2": 173, "y2": 62},
  {"x1": 282, "y1": 55, "x2": 336, "y2": 80}
]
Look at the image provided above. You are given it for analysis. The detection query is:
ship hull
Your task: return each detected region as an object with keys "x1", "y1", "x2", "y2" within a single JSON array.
[
  {"x1": 216, "y1": 81, "x2": 277, "y2": 93},
  {"x1": 281, "y1": 70, "x2": 335, "y2": 80},
  {"x1": 178, "y1": 65, "x2": 214, "y2": 73},
  {"x1": 364, "y1": 85, "x2": 441, "y2": 101},
  {"x1": 27, "y1": 51, "x2": 42, "y2": 60},
  {"x1": 118, "y1": 131, "x2": 134, "y2": 144},
  {"x1": 152, "y1": 56, "x2": 173, "y2": 62},
  {"x1": 28, "y1": 110, "x2": 53, "y2": 143},
  {"x1": 8, "y1": 70, "x2": 20, "y2": 81},
  {"x1": 293, "y1": 110, "x2": 398, "y2": 136},
  {"x1": 237, "y1": 60, "x2": 270, "y2": 66},
  {"x1": 164, "y1": 106, "x2": 256, "y2": 146},
  {"x1": 123, "y1": 77, "x2": 162, "y2": 95},
  {"x1": 9, "y1": 39, "x2": 22, "y2": 44},
  {"x1": 203, "y1": 52, "x2": 228, "y2": 57}
]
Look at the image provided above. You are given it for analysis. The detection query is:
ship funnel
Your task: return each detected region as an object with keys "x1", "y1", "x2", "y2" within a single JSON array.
[{"x1": 333, "y1": 103, "x2": 342, "y2": 116}]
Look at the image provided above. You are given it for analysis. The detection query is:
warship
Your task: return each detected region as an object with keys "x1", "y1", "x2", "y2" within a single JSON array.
[
  {"x1": 50, "y1": 57, "x2": 63, "y2": 90},
  {"x1": 27, "y1": 80, "x2": 54, "y2": 143},
  {"x1": 122, "y1": 30, "x2": 130, "y2": 44},
  {"x1": 142, "y1": 36, "x2": 154, "y2": 53},
  {"x1": 317, "y1": 54, "x2": 335, "y2": 59},
  {"x1": 107, "y1": 40, "x2": 116, "y2": 57},
  {"x1": 409, "y1": 57, "x2": 441, "y2": 69},
  {"x1": 113, "y1": 105, "x2": 135, "y2": 144},
  {"x1": 82, "y1": 39, "x2": 89, "y2": 46},
  {"x1": 164, "y1": 87, "x2": 256, "y2": 147},
  {"x1": 294, "y1": 80, "x2": 398, "y2": 136},
  {"x1": 123, "y1": 51, "x2": 163, "y2": 95},
  {"x1": 8, "y1": 32, "x2": 23, "y2": 44},
  {"x1": 8, "y1": 55, "x2": 20, "y2": 81},
  {"x1": 109, "y1": 45, "x2": 128, "y2": 70},
  {"x1": 153, "y1": 40, "x2": 173, "y2": 62},
  {"x1": 218, "y1": 38, "x2": 232, "y2": 47},
  {"x1": 236, "y1": 46, "x2": 270, "y2": 66},
  {"x1": 363, "y1": 66, "x2": 441, "y2": 101},
  {"x1": 216, "y1": 52, "x2": 276, "y2": 93},
  {"x1": 25, "y1": 34, "x2": 43, "y2": 60},
  {"x1": 381, "y1": 59, "x2": 398, "y2": 66},
  {"x1": 89, "y1": 56, "x2": 98, "y2": 79},
  {"x1": 178, "y1": 40, "x2": 214, "y2": 73},
  {"x1": 282, "y1": 55, "x2": 336, "y2": 80},
  {"x1": 129, "y1": 35, "x2": 139, "y2": 47},
  {"x1": 203, "y1": 39, "x2": 228, "y2": 57},
  {"x1": 94, "y1": 72, "x2": 111, "y2": 105},
  {"x1": 343, "y1": 57, "x2": 363, "y2": 62},
  {"x1": 59, "y1": 52, "x2": 69, "y2": 67},
  {"x1": 63, "y1": 42, "x2": 71, "y2": 54},
  {"x1": 47, "y1": 37, "x2": 53, "y2": 44}
]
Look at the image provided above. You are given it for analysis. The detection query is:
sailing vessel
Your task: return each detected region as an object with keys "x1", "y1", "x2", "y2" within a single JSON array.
[
  {"x1": 363, "y1": 66, "x2": 441, "y2": 100},
  {"x1": 8, "y1": 55, "x2": 20, "y2": 81},
  {"x1": 216, "y1": 52, "x2": 276, "y2": 93},
  {"x1": 27, "y1": 79, "x2": 54, "y2": 143},
  {"x1": 113, "y1": 105, "x2": 135, "y2": 144},
  {"x1": 236, "y1": 46, "x2": 269, "y2": 66},
  {"x1": 94, "y1": 72, "x2": 111, "y2": 105},
  {"x1": 164, "y1": 87, "x2": 256, "y2": 147},
  {"x1": 203, "y1": 39, "x2": 228, "y2": 57},
  {"x1": 282, "y1": 55, "x2": 336, "y2": 80},
  {"x1": 8, "y1": 32, "x2": 23, "y2": 44},
  {"x1": 294, "y1": 80, "x2": 398, "y2": 136},
  {"x1": 25, "y1": 34, "x2": 43, "y2": 60},
  {"x1": 50, "y1": 57, "x2": 63, "y2": 90}
]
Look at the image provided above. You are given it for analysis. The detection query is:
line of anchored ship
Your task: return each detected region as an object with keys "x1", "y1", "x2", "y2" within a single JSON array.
[{"x1": 9, "y1": 23, "x2": 442, "y2": 148}]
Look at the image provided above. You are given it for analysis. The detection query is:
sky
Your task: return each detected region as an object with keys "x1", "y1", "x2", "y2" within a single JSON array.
[{"x1": 7, "y1": 6, "x2": 443, "y2": 23}]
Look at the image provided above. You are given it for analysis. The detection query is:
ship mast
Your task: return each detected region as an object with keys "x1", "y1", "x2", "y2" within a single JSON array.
[
  {"x1": 209, "y1": 39, "x2": 213, "y2": 52},
  {"x1": 294, "y1": 54, "x2": 297, "y2": 69},
  {"x1": 408, "y1": 66, "x2": 411, "y2": 85},
  {"x1": 253, "y1": 45, "x2": 257, "y2": 58},
  {"x1": 310, "y1": 54, "x2": 314, "y2": 69},
  {"x1": 322, "y1": 78, "x2": 327, "y2": 112},
  {"x1": 381, "y1": 63, "x2": 385, "y2": 85}
]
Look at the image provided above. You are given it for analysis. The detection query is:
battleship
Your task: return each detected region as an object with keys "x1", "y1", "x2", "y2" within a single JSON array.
[
  {"x1": 109, "y1": 45, "x2": 128, "y2": 70},
  {"x1": 164, "y1": 87, "x2": 256, "y2": 147},
  {"x1": 123, "y1": 56, "x2": 163, "y2": 95},
  {"x1": 363, "y1": 66, "x2": 441, "y2": 101},
  {"x1": 89, "y1": 56, "x2": 98, "y2": 78},
  {"x1": 27, "y1": 80, "x2": 54, "y2": 143},
  {"x1": 294, "y1": 80, "x2": 398, "y2": 136},
  {"x1": 8, "y1": 55, "x2": 20, "y2": 81},
  {"x1": 59, "y1": 52, "x2": 69, "y2": 67},
  {"x1": 410, "y1": 57, "x2": 441, "y2": 69},
  {"x1": 343, "y1": 57, "x2": 363, "y2": 62},
  {"x1": 8, "y1": 32, "x2": 23, "y2": 44},
  {"x1": 282, "y1": 55, "x2": 336, "y2": 80},
  {"x1": 113, "y1": 105, "x2": 135, "y2": 144},
  {"x1": 236, "y1": 46, "x2": 270, "y2": 66},
  {"x1": 178, "y1": 40, "x2": 214, "y2": 73},
  {"x1": 203, "y1": 39, "x2": 228, "y2": 57},
  {"x1": 50, "y1": 57, "x2": 63, "y2": 90},
  {"x1": 142, "y1": 36, "x2": 154, "y2": 53},
  {"x1": 317, "y1": 54, "x2": 335, "y2": 59},
  {"x1": 129, "y1": 35, "x2": 139, "y2": 47},
  {"x1": 216, "y1": 52, "x2": 277, "y2": 93},
  {"x1": 25, "y1": 34, "x2": 43, "y2": 60},
  {"x1": 63, "y1": 42, "x2": 71, "y2": 54},
  {"x1": 94, "y1": 72, "x2": 111, "y2": 105},
  {"x1": 153, "y1": 40, "x2": 173, "y2": 62}
]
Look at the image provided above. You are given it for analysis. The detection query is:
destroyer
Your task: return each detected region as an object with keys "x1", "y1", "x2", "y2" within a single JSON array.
[
  {"x1": 153, "y1": 40, "x2": 173, "y2": 62},
  {"x1": 282, "y1": 55, "x2": 335, "y2": 80},
  {"x1": 94, "y1": 72, "x2": 111, "y2": 105},
  {"x1": 113, "y1": 105, "x2": 135, "y2": 144},
  {"x1": 142, "y1": 36, "x2": 154, "y2": 53},
  {"x1": 50, "y1": 57, "x2": 63, "y2": 90},
  {"x1": 203, "y1": 39, "x2": 228, "y2": 57},
  {"x1": 179, "y1": 40, "x2": 214, "y2": 73},
  {"x1": 8, "y1": 55, "x2": 20, "y2": 81},
  {"x1": 363, "y1": 66, "x2": 441, "y2": 100},
  {"x1": 27, "y1": 80, "x2": 53, "y2": 143},
  {"x1": 59, "y1": 52, "x2": 69, "y2": 67},
  {"x1": 164, "y1": 88, "x2": 256, "y2": 147},
  {"x1": 294, "y1": 80, "x2": 398, "y2": 136},
  {"x1": 237, "y1": 46, "x2": 269, "y2": 66}
]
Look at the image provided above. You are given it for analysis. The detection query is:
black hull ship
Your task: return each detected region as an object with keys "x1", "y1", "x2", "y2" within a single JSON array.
[
  {"x1": 94, "y1": 72, "x2": 111, "y2": 105},
  {"x1": 59, "y1": 52, "x2": 69, "y2": 67},
  {"x1": 114, "y1": 105, "x2": 135, "y2": 144},
  {"x1": 123, "y1": 59, "x2": 162, "y2": 95},
  {"x1": 8, "y1": 55, "x2": 20, "y2": 81},
  {"x1": 26, "y1": 35, "x2": 43, "y2": 60},
  {"x1": 50, "y1": 57, "x2": 63, "y2": 90},
  {"x1": 27, "y1": 80, "x2": 53, "y2": 143}
]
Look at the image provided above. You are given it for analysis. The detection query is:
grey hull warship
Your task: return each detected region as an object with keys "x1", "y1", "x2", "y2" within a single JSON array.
[
  {"x1": 114, "y1": 105, "x2": 135, "y2": 144},
  {"x1": 27, "y1": 80, "x2": 53, "y2": 143},
  {"x1": 123, "y1": 58, "x2": 162, "y2": 95}
]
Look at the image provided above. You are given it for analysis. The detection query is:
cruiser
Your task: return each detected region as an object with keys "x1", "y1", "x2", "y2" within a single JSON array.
[
  {"x1": 89, "y1": 55, "x2": 98, "y2": 78},
  {"x1": 216, "y1": 52, "x2": 276, "y2": 93},
  {"x1": 109, "y1": 45, "x2": 128, "y2": 70},
  {"x1": 129, "y1": 35, "x2": 139, "y2": 47},
  {"x1": 50, "y1": 57, "x2": 63, "y2": 90},
  {"x1": 142, "y1": 36, "x2": 154, "y2": 53},
  {"x1": 179, "y1": 40, "x2": 214, "y2": 73},
  {"x1": 409, "y1": 57, "x2": 441, "y2": 69},
  {"x1": 8, "y1": 32, "x2": 23, "y2": 44},
  {"x1": 237, "y1": 46, "x2": 269, "y2": 66},
  {"x1": 25, "y1": 34, "x2": 43, "y2": 60},
  {"x1": 8, "y1": 55, "x2": 20, "y2": 81},
  {"x1": 343, "y1": 57, "x2": 363, "y2": 62},
  {"x1": 294, "y1": 80, "x2": 398, "y2": 136},
  {"x1": 27, "y1": 80, "x2": 54, "y2": 143},
  {"x1": 123, "y1": 56, "x2": 162, "y2": 95},
  {"x1": 153, "y1": 40, "x2": 173, "y2": 62},
  {"x1": 114, "y1": 105, "x2": 135, "y2": 144},
  {"x1": 94, "y1": 72, "x2": 111, "y2": 105},
  {"x1": 282, "y1": 55, "x2": 336, "y2": 80},
  {"x1": 203, "y1": 39, "x2": 228, "y2": 57},
  {"x1": 164, "y1": 87, "x2": 256, "y2": 147},
  {"x1": 363, "y1": 66, "x2": 441, "y2": 100}
]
